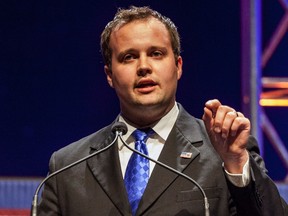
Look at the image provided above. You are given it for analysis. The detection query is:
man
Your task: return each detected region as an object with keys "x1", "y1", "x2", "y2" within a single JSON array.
[{"x1": 38, "y1": 6, "x2": 287, "y2": 216}]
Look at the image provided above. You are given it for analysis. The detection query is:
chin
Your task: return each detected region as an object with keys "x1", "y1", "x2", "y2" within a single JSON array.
[
  {"x1": 136, "y1": 100, "x2": 160, "y2": 107},
  {"x1": 138, "y1": 102, "x2": 170, "y2": 112}
]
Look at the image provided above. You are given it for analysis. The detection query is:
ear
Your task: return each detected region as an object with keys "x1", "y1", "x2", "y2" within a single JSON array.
[
  {"x1": 176, "y1": 56, "x2": 183, "y2": 80},
  {"x1": 104, "y1": 65, "x2": 114, "y2": 88}
]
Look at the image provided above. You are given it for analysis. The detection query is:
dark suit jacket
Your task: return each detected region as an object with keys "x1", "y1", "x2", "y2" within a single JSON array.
[{"x1": 38, "y1": 104, "x2": 287, "y2": 216}]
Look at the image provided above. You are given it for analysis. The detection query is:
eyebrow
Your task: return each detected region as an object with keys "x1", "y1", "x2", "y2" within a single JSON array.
[
  {"x1": 117, "y1": 46, "x2": 168, "y2": 58},
  {"x1": 148, "y1": 46, "x2": 168, "y2": 54}
]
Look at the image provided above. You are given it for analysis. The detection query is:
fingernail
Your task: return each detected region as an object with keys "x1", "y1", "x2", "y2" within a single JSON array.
[{"x1": 214, "y1": 127, "x2": 221, "y2": 133}]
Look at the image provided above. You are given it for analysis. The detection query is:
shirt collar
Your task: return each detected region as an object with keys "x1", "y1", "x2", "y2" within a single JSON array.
[
  {"x1": 153, "y1": 102, "x2": 179, "y2": 140},
  {"x1": 118, "y1": 102, "x2": 179, "y2": 149}
]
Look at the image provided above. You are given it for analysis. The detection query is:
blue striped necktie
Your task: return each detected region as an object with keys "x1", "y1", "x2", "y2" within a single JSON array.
[{"x1": 124, "y1": 128, "x2": 153, "y2": 216}]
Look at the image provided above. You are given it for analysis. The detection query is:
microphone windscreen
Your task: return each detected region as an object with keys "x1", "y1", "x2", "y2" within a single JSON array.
[{"x1": 111, "y1": 122, "x2": 128, "y2": 135}]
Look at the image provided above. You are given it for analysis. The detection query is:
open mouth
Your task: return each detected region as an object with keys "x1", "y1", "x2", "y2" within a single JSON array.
[
  {"x1": 135, "y1": 79, "x2": 157, "y2": 92},
  {"x1": 136, "y1": 80, "x2": 156, "y2": 87}
]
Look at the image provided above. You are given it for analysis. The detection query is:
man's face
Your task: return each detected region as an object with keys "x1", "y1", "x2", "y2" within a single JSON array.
[{"x1": 105, "y1": 18, "x2": 182, "y2": 118}]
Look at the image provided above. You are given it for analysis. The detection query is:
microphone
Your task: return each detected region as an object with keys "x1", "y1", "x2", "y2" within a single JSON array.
[
  {"x1": 118, "y1": 124, "x2": 210, "y2": 216},
  {"x1": 30, "y1": 122, "x2": 128, "y2": 216}
]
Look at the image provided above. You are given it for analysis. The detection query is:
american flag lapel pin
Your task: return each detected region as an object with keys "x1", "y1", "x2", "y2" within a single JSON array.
[{"x1": 180, "y1": 152, "x2": 192, "y2": 159}]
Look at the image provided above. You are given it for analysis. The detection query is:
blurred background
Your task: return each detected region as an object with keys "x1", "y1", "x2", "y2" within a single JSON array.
[{"x1": 0, "y1": 0, "x2": 287, "y2": 214}]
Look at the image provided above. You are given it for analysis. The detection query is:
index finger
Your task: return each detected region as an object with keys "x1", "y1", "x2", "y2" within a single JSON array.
[{"x1": 204, "y1": 99, "x2": 222, "y2": 117}]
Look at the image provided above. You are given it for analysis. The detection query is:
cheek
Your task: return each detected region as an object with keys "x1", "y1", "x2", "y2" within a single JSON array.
[
  {"x1": 111, "y1": 71, "x2": 133, "y2": 89},
  {"x1": 162, "y1": 67, "x2": 180, "y2": 83},
  {"x1": 163, "y1": 71, "x2": 180, "y2": 91}
]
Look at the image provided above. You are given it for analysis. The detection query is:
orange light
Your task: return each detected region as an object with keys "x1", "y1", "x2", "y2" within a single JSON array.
[
  {"x1": 263, "y1": 83, "x2": 288, "y2": 88},
  {"x1": 260, "y1": 99, "x2": 288, "y2": 106}
]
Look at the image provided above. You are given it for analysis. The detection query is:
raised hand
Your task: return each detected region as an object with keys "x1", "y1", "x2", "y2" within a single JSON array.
[{"x1": 202, "y1": 99, "x2": 251, "y2": 173}]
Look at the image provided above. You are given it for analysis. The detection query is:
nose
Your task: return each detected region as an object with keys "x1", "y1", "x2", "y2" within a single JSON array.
[{"x1": 137, "y1": 56, "x2": 152, "y2": 76}]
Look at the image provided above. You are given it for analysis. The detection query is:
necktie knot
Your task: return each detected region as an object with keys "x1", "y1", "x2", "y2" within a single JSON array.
[{"x1": 132, "y1": 128, "x2": 153, "y2": 142}]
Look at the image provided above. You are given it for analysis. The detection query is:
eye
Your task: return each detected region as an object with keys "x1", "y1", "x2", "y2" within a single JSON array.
[
  {"x1": 123, "y1": 54, "x2": 135, "y2": 62},
  {"x1": 151, "y1": 50, "x2": 163, "y2": 57}
]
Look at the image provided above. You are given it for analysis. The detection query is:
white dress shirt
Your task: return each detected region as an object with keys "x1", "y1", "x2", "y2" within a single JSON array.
[{"x1": 118, "y1": 103, "x2": 250, "y2": 187}]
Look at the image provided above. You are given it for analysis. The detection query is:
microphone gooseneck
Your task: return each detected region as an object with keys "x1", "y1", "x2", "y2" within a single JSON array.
[
  {"x1": 118, "y1": 132, "x2": 210, "y2": 216},
  {"x1": 31, "y1": 122, "x2": 209, "y2": 216},
  {"x1": 30, "y1": 122, "x2": 127, "y2": 216}
]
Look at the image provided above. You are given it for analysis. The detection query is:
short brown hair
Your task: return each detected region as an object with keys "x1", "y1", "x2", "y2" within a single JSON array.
[{"x1": 100, "y1": 6, "x2": 181, "y2": 68}]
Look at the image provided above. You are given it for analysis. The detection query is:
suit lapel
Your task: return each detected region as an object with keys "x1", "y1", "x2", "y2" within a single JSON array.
[
  {"x1": 137, "y1": 104, "x2": 204, "y2": 215},
  {"x1": 85, "y1": 105, "x2": 205, "y2": 216},
  {"x1": 86, "y1": 126, "x2": 131, "y2": 215}
]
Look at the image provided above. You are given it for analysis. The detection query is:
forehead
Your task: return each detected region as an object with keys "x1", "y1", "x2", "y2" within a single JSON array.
[{"x1": 110, "y1": 18, "x2": 171, "y2": 49}]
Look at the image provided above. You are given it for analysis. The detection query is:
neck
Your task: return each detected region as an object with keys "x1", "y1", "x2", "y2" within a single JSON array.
[{"x1": 121, "y1": 103, "x2": 175, "y2": 128}]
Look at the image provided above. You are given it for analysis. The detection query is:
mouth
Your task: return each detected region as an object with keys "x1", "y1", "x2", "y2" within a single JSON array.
[{"x1": 135, "y1": 79, "x2": 157, "y2": 93}]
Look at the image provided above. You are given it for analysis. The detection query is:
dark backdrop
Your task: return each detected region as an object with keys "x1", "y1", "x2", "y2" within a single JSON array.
[{"x1": 0, "y1": 0, "x2": 287, "y2": 180}]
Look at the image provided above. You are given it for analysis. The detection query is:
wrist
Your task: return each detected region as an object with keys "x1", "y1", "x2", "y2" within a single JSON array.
[{"x1": 223, "y1": 150, "x2": 249, "y2": 174}]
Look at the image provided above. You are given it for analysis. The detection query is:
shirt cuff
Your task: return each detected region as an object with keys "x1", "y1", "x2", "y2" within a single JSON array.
[{"x1": 223, "y1": 156, "x2": 250, "y2": 187}]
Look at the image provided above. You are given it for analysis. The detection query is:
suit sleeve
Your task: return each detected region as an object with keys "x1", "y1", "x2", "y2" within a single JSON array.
[{"x1": 226, "y1": 136, "x2": 288, "y2": 216}]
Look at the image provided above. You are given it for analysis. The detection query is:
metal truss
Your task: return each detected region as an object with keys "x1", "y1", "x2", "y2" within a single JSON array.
[{"x1": 241, "y1": 0, "x2": 288, "y2": 181}]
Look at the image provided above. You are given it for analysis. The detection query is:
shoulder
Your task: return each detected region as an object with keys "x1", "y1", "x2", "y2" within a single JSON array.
[{"x1": 50, "y1": 123, "x2": 115, "y2": 166}]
